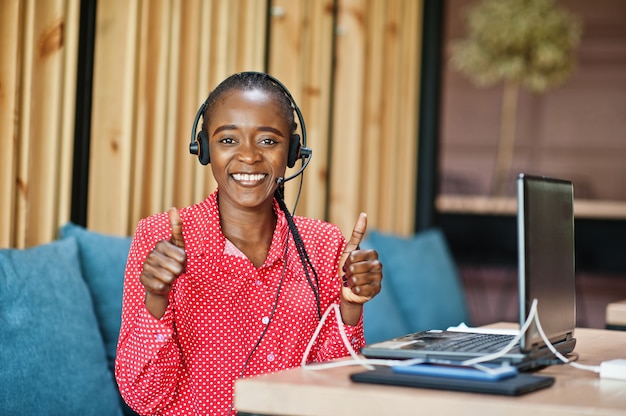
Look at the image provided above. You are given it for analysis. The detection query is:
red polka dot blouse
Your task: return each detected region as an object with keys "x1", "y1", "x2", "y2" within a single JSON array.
[{"x1": 115, "y1": 190, "x2": 365, "y2": 415}]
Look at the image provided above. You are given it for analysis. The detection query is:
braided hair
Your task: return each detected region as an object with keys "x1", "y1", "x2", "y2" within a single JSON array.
[{"x1": 274, "y1": 187, "x2": 321, "y2": 320}]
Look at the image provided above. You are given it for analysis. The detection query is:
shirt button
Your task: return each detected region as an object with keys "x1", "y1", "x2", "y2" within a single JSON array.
[
  {"x1": 255, "y1": 279, "x2": 262, "y2": 286},
  {"x1": 156, "y1": 334, "x2": 165, "y2": 342},
  {"x1": 267, "y1": 353, "x2": 275, "y2": 362},
  {"x1": 261, "y1": 316, "x2": 270, "y2": 325}
]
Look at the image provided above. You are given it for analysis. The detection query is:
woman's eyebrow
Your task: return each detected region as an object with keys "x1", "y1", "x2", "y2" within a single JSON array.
[
  {"x1": 212, "y1": 125, "x2": 285, "y2": 137},
  {"x1": 212, "y1": 124, "x2": 237, "y2": 136},
  {"x1": 257, "y1": 126, "x2": 284, "y2": 137}
]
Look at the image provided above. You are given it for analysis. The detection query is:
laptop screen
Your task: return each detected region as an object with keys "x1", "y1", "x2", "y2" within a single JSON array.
[{"x1": 517, "y1": 174, "x2": 576, "y2": 351}]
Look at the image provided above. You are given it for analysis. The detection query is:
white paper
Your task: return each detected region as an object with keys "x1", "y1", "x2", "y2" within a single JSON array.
[{"x1": 446, "y1": 322, "x2": 520, "y2": 336}]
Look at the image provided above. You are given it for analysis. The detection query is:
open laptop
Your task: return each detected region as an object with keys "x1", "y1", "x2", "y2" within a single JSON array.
[{"x1": 361, "y1": 174, "x2": 577, "y2": 371}]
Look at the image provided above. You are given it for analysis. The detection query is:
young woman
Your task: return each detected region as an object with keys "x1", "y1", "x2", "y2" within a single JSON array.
[{"x1": 115, "y1": 72, "x2": 383, "y2": 415}]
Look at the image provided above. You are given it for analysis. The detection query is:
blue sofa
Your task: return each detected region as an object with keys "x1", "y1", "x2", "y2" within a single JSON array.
[
  {"x1": 0, "y1": 224, "x2": 469, "y2": 415},
  {"x1": 0, "y1": 223, "x2": 133, "y2": 416},
  {"x1": 361, "y1": 228, "x2": 471, "y2": 343}
]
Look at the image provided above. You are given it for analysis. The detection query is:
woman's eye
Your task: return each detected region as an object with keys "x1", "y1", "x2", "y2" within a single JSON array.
[
  {"x1": 219, "y1": 137, "x2": 235, "y2": 144},
  {"x1": 260, "y1": 137, "x2": 278, "y2": 145}
]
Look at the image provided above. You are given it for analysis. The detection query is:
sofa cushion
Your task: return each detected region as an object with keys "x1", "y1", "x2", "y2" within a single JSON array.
[
  {"x1": 0, "y1": 237, "x2": 122, "y2": 415},
  {"x1": 59, "y1": 223, "x2": 132, "y2": 371},
  {"x1": 361, "y1": 228, "x2": 470, "y2": 343},
  {"x1": 361, "y1": 273, "x2": 413, "y2": 343}
]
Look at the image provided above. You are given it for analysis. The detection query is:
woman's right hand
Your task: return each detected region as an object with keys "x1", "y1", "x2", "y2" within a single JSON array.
[{"x1": 140, "y1": 207, "x2": 186, "y2": 319}]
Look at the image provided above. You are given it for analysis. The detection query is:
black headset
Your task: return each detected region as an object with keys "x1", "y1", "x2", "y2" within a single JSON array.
[{"x1": 189, "y1": 72, "x2": 312, "y2": 182}]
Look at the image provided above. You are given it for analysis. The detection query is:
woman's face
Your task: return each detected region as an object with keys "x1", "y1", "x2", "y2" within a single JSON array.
[{"x1": 207, "y1": 88, "x2": 291, "y2": 211}]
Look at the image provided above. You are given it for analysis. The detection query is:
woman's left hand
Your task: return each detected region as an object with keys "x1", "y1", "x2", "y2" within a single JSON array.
[{"x1": 339, "y1": 213, "x2": 382, "y2": 305}]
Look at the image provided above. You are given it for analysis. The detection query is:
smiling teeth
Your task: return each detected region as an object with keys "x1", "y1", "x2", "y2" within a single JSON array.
[{"x1": 232, "y1": 173, "x2": 266, "y2": 182}]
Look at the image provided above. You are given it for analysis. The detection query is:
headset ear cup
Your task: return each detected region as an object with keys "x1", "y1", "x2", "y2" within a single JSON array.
[
  {"x1": 288, "y1": 134, "x2": 301, "y2": 168},
  {"x1": 197, "y1": 131, "x2": 210, "y2": 165}
]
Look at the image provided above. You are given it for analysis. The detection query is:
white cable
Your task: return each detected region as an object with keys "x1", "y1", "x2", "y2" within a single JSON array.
[
  {"x1": 301, "y1": 304, "x2": 431, "y2": 371},
  {"x1": 460, "y1": 299, "x2": 538, "y2": 367},
  {"x1": 301, "y1": 298, "x2": 601, "y2": 375},
  {"x1": 464, "y1": 298, "x2": 600, "y2": 374},
  {"x1": 301, "y1": 304, "x2": 375, "y2": 370},
  {"x1": 533, "y1": 304, "x2": 601, "y2": 373}
]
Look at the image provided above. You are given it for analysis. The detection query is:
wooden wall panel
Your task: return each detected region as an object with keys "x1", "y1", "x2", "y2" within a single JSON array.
[
  {"x1": 0, "y1": 0, "x2": 22, "y2": 248},
  {"x1": 330, "y1": 0, "x2": 421, "y2": 236},
  {"x1": 330, "y1": 0, "x2": 367, "y2": 236},
  {"x1": 26, "y1": 0, "x2": 78, "y2": 246},
  {"x1": 88, "y1": 0, "x2": 139, "y2": 235},
  {"x1": 89, "y1": 0, "x2": 267, "y2": 236},
  {"x1": 57, "y1": 0, "x2": 80, "y2": 235},
  {"x1": 2, "y1": 0, "x2": 422, "y2": 246},
  {"x1": 268, "y1": 0, "x2": 335, "y2": 219},
  {"x1": 0, "y1": 0, "x2": 79, "y2": 248},
  {"x1": 385, "y1": 0, "x2": 420, "y2": 233}
]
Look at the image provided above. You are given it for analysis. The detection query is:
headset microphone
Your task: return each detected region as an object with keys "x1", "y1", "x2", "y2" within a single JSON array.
[{"x1": 275, "y1": 147, "x2": 312, "y2": 185}]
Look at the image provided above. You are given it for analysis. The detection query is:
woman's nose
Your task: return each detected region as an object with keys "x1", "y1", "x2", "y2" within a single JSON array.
[{"x1": 237, "y1": 140, "x2": 262, "y2": 163}]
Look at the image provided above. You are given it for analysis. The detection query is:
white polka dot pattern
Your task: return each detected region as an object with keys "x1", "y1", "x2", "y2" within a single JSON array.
[{"x1": 115, "y1": 190, "x2": 365, "y2": 415}]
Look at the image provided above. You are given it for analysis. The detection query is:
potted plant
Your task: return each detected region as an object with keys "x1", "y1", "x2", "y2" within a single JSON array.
[{"x1": 451, "y1": 0, "x2": 582, "y2": 195}]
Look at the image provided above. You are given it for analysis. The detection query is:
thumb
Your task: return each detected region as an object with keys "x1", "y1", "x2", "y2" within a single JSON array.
[
  {"x1": 168, "y1": 207, "x2": 185, "y2": 249},
  {"x1": 339, "y1": 212, "x2": 367, "y2": 273}
]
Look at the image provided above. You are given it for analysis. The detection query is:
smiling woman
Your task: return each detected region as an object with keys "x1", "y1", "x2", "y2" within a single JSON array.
[{"x1": 114, "y1": 72, "x2": 384, "y2": 415}]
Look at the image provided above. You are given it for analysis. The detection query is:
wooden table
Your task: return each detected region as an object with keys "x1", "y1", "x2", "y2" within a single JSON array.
[{"x1": 235, "y1": 325, "x2": 626, "y2": 415}]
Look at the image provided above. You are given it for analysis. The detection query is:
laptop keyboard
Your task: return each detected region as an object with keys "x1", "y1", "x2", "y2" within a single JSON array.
[{"x1": 425, "y1": 333, "x2": 516, "y2": 354}]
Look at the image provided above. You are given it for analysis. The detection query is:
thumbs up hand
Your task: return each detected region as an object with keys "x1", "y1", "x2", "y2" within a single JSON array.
[
  {"x1": 140, "y1": 207, "x2": 187, "y2": 319},
  {"x1": 339, "y1": 213, "x2": 383, "y2": 308},
  {"x1": 168, "y1": 207, "x2": 186, "y2": 250}
]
